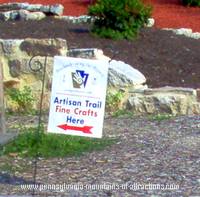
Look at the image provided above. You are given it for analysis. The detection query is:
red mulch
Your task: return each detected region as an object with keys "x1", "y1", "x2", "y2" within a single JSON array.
[
  {"x1": 0, "y1": 0, "x2": 200, "y2": 31},
  {"x1": 145, "y1": 0, "x2": 200, "y2": 32}
]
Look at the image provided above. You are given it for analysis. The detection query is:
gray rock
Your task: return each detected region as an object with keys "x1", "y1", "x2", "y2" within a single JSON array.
[
  {"x1": 190, "y1": 32, "x2": 200, "y2": 39},
  {"x1": 67, "y1": 48, "x2": 147, "y2": 89},
  {"x1": 0, "y1": 2, "x2": 64, "y2": 19},
  {"x1": 8, "y1": 59, "x2": 21, "y2": 77},
  {"x1": 108, "y1": 60, "x2": 146, "y2": 88},
  {"x1": 19, "y1": 10, "x2": 46, "y2": 21},
  {"x1": 19, "y1": 38, "x2": 67, "y2": 56},
  {"x1": 0, "y1": 132, "x2": 18, "y2": 145},
  {"x1": 0, "y1": 10, "x2": 20, "y2": 21},
  {"x1": 68, "y1": 48, "x2": 98, "y2": 59},
  {"x1": 56, "y1": 15, "x2": 95, "y2": 24},
  {"x1": 144, "y1": 86, "x2": 196, "y2": 96},
  {"x1": 49, "y1": 4, "x2": 64, "y2": 16},
  {"x1": 163, "y1": 28, "x2": 200, "y2": 40},
  {"x1": 0, "y1": 11, "x2": 8, "y2": 20},
  {"x1": 0, "y1": 39, "x2": 23, "y2": 55},
  {"x1": 127, "y1": 87, "x2": 200, "y2": 115},
  {"x1": 0, "y1": 9, "x2": 45, "y2": 21},
  {"x1": 145, "y1": 18, "x2": 155, "y2": 27}
]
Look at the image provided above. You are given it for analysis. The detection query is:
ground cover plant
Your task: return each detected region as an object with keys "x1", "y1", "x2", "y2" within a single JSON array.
[
  {"x1": 88, "y1": 0, "x2": 152, "y2": 39},
  {"x1": 106, "y1": 90, "x2": 124, "y2": 113},
  {"x1": 5, "y1": 86, "x2": 35, "y2": 114},
  {"x1": 148, "y1": 114, "x2": 174, "y2": 122},
  {"x1": 0, "y1": 126, "x2": 116, "y2": 158}
]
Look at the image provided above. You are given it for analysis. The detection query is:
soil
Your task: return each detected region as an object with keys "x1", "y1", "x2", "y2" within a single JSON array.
[
  {"x1": 0, "y1": 18, "x2": 200, "y2": 89},
  {"x1": 1, "y1": 115, "x2": 200, "y2": 196}
]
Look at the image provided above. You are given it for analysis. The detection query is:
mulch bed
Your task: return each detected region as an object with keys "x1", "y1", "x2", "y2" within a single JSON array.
[
  {"x1": 0, "y1": 0, "x2": 200, "y2": 31},
  {"x1": 1, "y1": 115, "x2": 200, "y2": 196},
  {"x1": 0, "y1": 18, "x2": 200, "y2": 89},
  {"x1": 0, "y1": 3, "x2": 200, "y2": 196}
]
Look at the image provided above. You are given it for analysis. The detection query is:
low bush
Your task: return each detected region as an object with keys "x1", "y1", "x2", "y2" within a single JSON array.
[
  {"x1": 6, "y1": 86, "x2": 35, "y2": 114},
  {"x1": 106, "y1": 90, "x2": 124, "y2": 113},
  {"x1": 182, "y1": 0, "x2": 200, "y2": 6},
  {"x1": 88, "y1": 0, "x2": 152, "y2": 40}
]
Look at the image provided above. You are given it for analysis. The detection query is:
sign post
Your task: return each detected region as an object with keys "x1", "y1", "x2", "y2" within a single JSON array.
[
  {"x1": 48, "y1": 56, "x2": 109, "y2": 138},
  {"x1": 0, "y1": 64, "x2": 6, "y2": 134}
]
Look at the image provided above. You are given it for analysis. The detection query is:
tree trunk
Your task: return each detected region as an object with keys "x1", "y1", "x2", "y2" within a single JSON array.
[{"x1": 0, "y1": 63, "x2": 6, "y2": 134}]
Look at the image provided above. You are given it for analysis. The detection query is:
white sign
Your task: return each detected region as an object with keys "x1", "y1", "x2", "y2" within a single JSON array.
[{"x1": 47, "y1": 56, "x2": 109, "y2": 138}]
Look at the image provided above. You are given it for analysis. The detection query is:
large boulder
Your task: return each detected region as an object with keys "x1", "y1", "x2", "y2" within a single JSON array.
[
  {"x1": 67, "y1": 48, "x2": 147, "y2": 89},
  {"x1": 127, "y1": 87, "x2": 200, "y2": 115},
  {"x1": 108, "y1": 60, "x2": 146, "y2": 89},
  {"x1": 0, "y1": 9, "x2": 46, "y2": 21}
]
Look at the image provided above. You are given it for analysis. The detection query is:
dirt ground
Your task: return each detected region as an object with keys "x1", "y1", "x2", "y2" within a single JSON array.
[
  {"x1": 0, "y1": 18, "x2": 200, "y2": 89},
  {"x1": 1, "y1": 115, "x2": 200, "y2": 196}
]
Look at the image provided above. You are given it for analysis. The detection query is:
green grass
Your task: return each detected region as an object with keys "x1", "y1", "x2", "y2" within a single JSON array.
[
  {"x1": 148, "y1": 114, "x2": 174, "y2": 122},
  {"x1": 0, "y1": 127, "x2": 116, "y2": 158},
  {"x1": 112, "y1": 109, "x2": 134, "y2": 118}
]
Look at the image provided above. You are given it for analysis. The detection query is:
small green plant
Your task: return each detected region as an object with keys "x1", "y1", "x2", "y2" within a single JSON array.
[
  {"x1": 6, "y1": 86, "x2": 35, "y2": 114},
  {"x1": 182, "y1": 0, "x2": 200, "y2": 6},
  {"x1": 106, "y1": 90, "x2": 124, "y2": 113},
  {"x1": 112, "y1": 109, "x2": 134, "y2": 118},
  {"x1": 0, "y1": 127, "x2": 116, "y2": 158},
  {"x1": 88, "y1": 0, "x2": 152, "y2": 39},
  {"x1": 148, "y1": 114, "x2": 173, "y2": 122}
]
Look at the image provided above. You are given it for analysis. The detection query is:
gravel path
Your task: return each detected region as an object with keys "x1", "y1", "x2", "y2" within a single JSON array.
[{"x1": 0, "y1": 115, "x2": 200, "y2": 196}]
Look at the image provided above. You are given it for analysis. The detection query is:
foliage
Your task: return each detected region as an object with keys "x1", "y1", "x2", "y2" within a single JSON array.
[
  {"x1": 112, "y1": 109, "x2": 134, "y2": 118},
  {"x1": 148, "y1": 114, "x2": 173, "y2": 122},
  {"x1": 106, "y1": 90, "x2": 124, "y2": 113},
  {"x1": 182, "y1": 0, "x2": 200, "y2": 6},
  {"x1": 88, "y1": 0, "x2": 152, "y2": 39},
  {"x1": 0, "y1": 126, "x2": 116, "y2": 158},
  {"x1": 6, "y1": 86, "x2": 35, "y2": 114}
]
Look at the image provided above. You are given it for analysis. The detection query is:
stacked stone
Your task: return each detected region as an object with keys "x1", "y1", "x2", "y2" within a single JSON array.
[{"x1": 0, "y1": 3, "x2": 64, "y2": 21}]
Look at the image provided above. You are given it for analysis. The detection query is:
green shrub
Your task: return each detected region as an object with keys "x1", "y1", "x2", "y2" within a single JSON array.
[
  {"x1": 88, "y1": 0, "x2": 152, "y2": 40},
  {"x1": 182, "y1": 0, "x2": 200, "y2": 6},
  {"x1": 6, "y1": 86, "x2": 35, "y2": 113},
  {"x1": 106, "y1": 90, "x2": 124, "y2": 112}
]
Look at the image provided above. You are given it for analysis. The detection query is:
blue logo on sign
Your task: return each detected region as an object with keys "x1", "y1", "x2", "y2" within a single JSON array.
[{"x1": 71, "y1": 70, "x2": 89, "y2": 89}]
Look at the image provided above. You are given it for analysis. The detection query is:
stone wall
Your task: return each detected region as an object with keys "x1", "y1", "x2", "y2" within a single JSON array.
[
  {"x1": 0, "y1": 38, "x2": 67, "y2": 110},
  {"x1": 0, "y1": 3, "x2": 63, "y2": 21},
  {"x1": 1, "y1": 42, "x2": 200, "y2": 115},
  {"x1": 127, "y1": 87, "x2": 200, "y2": 115}
]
